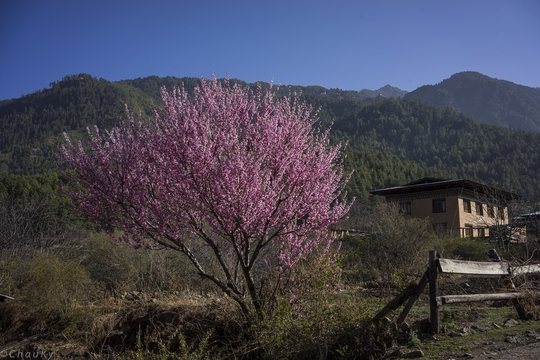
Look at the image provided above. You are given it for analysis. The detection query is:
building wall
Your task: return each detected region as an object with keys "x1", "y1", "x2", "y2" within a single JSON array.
[
  {"x1": 376, "y1": 180, "x2": 517, "y2": 239},
  {"x1": 410, "y1": 195, "x2": 460, "y2": 234},
  {"x1": 458, "y1": 198, "x2": 484, "y2": 237},
  {"x1": 401, "y1": 193, "x2": 509, "y2": 238},
  {"x1": 457, "y1": 198, "x2": 508, "y2": 237}
]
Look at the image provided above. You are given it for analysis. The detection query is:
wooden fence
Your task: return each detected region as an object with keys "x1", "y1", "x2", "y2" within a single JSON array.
[{"x1": 373, "y1": 250, "x2": 540, "y2": 334}]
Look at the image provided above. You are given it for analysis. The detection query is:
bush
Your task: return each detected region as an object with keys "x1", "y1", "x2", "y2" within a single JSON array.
[
  {"x1": 433, "y1": 236, "x2": 492, "y2": 261},
  {"x1": 78, "y1": 232, "x2": 206, "y2": 296},
  {"x1": 0, "y1": 230, "x2": 394, "y2": 358},
  {"x1": 245, "y1": 246, "x2": 392, "y2": 360},
  {"x1": 341, "y1": 204, "x2": 436, "y2": 287},
  {"x1": 0, "y1": 252, "x2": 96, "y2": 339}
]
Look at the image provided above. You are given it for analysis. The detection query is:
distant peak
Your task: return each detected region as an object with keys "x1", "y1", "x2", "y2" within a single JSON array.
[{"x1": 405, "y1": 71, "x2": 540, "y2": 132}]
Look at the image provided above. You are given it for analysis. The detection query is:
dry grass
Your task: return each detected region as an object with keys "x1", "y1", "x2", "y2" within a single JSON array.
[{"x1": 2, "y1": 227, "x2": 540, "y2": 359}]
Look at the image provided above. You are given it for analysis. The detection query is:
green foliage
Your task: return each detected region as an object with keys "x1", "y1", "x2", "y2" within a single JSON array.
[
  {"x1": 283, "y1": 247, "x2": 342, "y2": 303},
  {"x1": 79, "y1": 232, "x2": 195, "y2": 295},
  {"x1": 343, "y1": 147, "x2": 450, "y2": 202},
  {"x1": 332, "y1": 96, "x2": 540, "y2": 201},
  {"x1": 176, "y1": 330, "x2": 214, "y2": 360},
  {"x1": 407, "y1": 329, "x2": 422, "y2": 347},
  {"x1": 119, "y1": 327, "x2": 214, "y2": 360},
  {"x1": 251, "y1": 247, "x2": 383, "y2": 359},
  {"x1": 255, "y1": 291, "x2": 374, "y2": 359},
  {"x1": 0, "y1": 172, "x2": 68, "y2": 202},
  {"x1": 432, "y1": 237, "x2": 492, "y2": 261},
  {"x1": 0, "y1": 74, "x2": 154, "y2": 174},
  {"x1": 0, "y1": 172, "x2": 84, "y2": 256}
]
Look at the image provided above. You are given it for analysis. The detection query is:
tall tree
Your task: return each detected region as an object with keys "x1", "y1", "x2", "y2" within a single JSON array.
[{"x1": 59, "y1": 76, "x2": 352, "y2": 318}]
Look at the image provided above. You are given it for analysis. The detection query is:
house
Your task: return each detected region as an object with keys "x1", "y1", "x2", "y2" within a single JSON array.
[
  {"x1": 369, "y1": 177, "x2": 522, "y2": 238},
  {"x1": 329, "y1": 215, "x2": 370, "y2": 238},
  {"x1": 512, "y1": 211, "x2": 540, "y2": 241}
]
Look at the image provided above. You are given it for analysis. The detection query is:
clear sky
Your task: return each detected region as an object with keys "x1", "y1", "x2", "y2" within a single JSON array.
[{"x1": 1, "y1": 0, "x2": 539, "y2": 101}]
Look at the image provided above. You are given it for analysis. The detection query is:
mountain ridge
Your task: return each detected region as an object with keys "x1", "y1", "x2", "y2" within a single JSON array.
[
  {"x1": 1, "y1": 72, "x2": 540, "y2": 203},
  {"x1": 404, "y1": 71, "x2": 540, "y2": 132}
]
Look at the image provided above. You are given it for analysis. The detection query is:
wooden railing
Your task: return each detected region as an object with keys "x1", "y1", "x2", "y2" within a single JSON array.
[{"x1": 373, "y1": 250, "x2": 540, "y2": 334}]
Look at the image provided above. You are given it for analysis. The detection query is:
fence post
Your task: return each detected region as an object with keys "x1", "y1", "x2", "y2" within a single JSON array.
[
  {"x1": 429, "y1": 250, "x2": 439, "y2": 334},
  {"x1": 396, "y1": 267, "x2": 430, "y2": 326},
  {"x1": 372, "y1": 281, "x2": 417, "y2": 324}
]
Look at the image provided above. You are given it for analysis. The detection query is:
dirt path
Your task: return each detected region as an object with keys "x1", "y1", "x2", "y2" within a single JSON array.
[
  {"x1": 442, "y1": 333, "x2": 540, "y2": 359},
  {"x1": 471, "y1": 342, "x2": 540, "y2": 359}
]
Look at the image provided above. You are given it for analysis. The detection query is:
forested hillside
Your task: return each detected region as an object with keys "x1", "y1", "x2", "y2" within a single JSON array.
[
  {"x1": 0, "y1": 74, "x2": 154, "y2": 174},
  {"x1": 405, "y1": 71, "x2": 540, "y2": 132},
  {"x1": 332, "y1": 97, "x2": 540, "y2": 200},
  {"x1": 1, "y1": 73, "x2": 539, "y2": 203}
]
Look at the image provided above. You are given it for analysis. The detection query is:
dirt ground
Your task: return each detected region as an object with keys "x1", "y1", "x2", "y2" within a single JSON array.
[
  {"x1": 442, "y1": 332, "x2": 540, "y2": 359},
  {"x1": 3, "y1": 328, "x2": 540, "y2": 359},
  {"x1": 2, "y1": 281, "x2": 540, "y2": 359}
]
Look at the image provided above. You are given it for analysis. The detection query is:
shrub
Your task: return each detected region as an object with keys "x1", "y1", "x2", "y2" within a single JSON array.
[
  {"x1": 341, "y1": 204, "x2": 436, "y2": 287},
  {"x1": 79, "y1": 232, "x2": 197, "y2": 296},
  {"x1": 433, "y1": 236, "x2": 492, "y2": 261},
  {"x1": 254, "y1": 292, "x2": 375, "y2": 359},
  {"x1": 249, "y1": 248, "x2": 390, "y2": 359},
  {"x1": 0, "y1": 252, "x2": 96, "y2": 339}
]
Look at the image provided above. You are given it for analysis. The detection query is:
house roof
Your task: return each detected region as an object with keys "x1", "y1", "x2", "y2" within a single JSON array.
[
  {"x1": 515, "y1": 211, "x2": 540, "y2": 218},
  {"x1": 513, "y1": 212, "x2": 540, "y2": 230},
  {"x1": 369, "y1": 177, "x2": 522, "y2": 201}
]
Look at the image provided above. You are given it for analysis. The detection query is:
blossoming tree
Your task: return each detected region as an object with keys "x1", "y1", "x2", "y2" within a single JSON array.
[{"x1": 60, "y1": 76, "x2": 352, "y2": 317}]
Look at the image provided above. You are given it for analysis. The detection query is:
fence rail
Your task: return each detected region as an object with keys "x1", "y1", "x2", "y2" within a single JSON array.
[{"x1": 373, "y1": 250, "x2": 540, "y2": 334}]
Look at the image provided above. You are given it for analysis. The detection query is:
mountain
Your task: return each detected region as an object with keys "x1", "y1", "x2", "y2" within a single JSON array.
[
  {"x1": 404, "y1": 71, "x2": 540, "y2": 132},
  {"x1": 0, "y1": 75, "x2": 408, "y2": 173},
  {"x1": 1, "y1": 73, "x2": 540, "y2": 203},
  {"x1": 0, "y1": 74, "x2": 155, "y2": 174},
  {"x1": 359, "y1": 85, "x2": 408, "y2": 99}
]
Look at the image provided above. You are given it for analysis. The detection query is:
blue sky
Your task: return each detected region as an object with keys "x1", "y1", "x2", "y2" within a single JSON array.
[{"x1": 1, "y1": 0, "x2": 539, "y2": 100}]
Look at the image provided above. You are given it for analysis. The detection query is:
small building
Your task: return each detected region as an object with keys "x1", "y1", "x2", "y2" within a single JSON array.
[
  {"x1": 512, "y1": 211, "x2": 540, "y2": 241},
  {"x1": 369, "y1": 177, "x2": 522, "y2": 238},
  {"x1": 329, "y1": 216, "x2": 370, "y2": 238}
]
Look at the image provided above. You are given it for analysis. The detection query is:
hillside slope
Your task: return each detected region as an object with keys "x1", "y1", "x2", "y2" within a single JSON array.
[
  {"x1": 1, "y1": 73, "x2": 539, "y2": 202},
  {"x1": 0, "y1": 74, "x2": 154, "y2": 174},
  {"x1": 405, "y1": 71, "x2": 540, "y2": 132},
  {"x1": 333, "y1": 97, "x2": 540, "y2": 200}
]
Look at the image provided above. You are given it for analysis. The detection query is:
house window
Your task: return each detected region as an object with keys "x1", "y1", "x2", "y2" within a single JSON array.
[
  {"x1": 432, "y1": 198, "x2": 446, "y2": 213},
  {"x1": 400, "y1": 201, "x2": 411, "y2": 215},
  {"x1": 475, "y1": 202, "x2": 483, "y2": 216},
  {"x1": 488, "y1": 206, "x2": 495, "y2": 218},
  {"x1": 478, "y1": 228, "x2": 486, "y2": 238},
  {"x1": 433, "y1": 222, "x2": 447, "y2": 235},
  {"x1": 464, "y1": 224, "x2": 473, "y2": 237},
  {"x1": 463, "y1": 199, "x2": 471, "y2": 213},
  {"x1": 498, "y1": 206, "x2": 505, "y2": 220}
]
